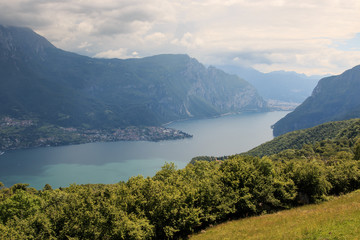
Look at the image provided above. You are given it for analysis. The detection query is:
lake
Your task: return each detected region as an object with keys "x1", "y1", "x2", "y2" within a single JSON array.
[{"x1": 0, "y1": 111, "x2": 288, "y2": 189}]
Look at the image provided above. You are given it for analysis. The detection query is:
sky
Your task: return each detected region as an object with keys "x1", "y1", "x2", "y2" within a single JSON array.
[{"x1": 1, "y1": 0, "x2": 360, "y2": 76}]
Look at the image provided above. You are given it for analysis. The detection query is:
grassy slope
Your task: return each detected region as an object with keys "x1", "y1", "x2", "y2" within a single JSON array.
[{"x1": 190, "y1": 190, "x2": 360, "y2": 240}]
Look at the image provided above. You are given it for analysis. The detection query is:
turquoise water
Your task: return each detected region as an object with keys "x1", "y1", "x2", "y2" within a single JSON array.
[{"x1": 0, "y1": 111, "x2": 288, "y2": 189}]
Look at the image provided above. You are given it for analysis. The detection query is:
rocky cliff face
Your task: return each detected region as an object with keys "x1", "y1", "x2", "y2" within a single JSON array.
[
  {"x1": 186, "y1": 65, "x2": 267, "y2": 112},
  {"x1": 273, "y1": 65, "x2": 360, "y2": 136},
  {"x1": 0, "y1": 25, "x2": 268, "y2": 129}
]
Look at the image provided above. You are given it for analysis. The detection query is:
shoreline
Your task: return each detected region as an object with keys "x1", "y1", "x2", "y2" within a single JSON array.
[
  {"x1": 1, "y1": 109, "x2": 288, "y2": 152},
  {"x1": 0, "y1": 125, "x2": 193, "y2": 152},
  {"x1": 162, "y1": 109, "x2": 277, "y2": 127}
]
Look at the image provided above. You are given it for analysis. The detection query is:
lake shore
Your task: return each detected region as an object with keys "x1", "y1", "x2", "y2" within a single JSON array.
[
  {"x1": 0, "y1": 111, "x2": 288, "y2": 189},
  {"x1": 0, "y1": 121, "x2": 192, "y2": 152}
]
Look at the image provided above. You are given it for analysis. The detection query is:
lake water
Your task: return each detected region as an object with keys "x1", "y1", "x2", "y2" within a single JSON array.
[{"x1": 0, "y1": 111, "x2": 288, "y2": 189}]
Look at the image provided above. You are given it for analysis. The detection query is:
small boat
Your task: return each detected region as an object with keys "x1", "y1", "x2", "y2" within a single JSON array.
[{"x1": 0, "y1": 151, "x2": 4, "y2": 156}]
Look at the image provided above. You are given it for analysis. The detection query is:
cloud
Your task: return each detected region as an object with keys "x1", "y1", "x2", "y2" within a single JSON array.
[
  {"x1": 78, "y1": 41, "x2": 92, "y2": 50},
  {"x1": 94, "y1": 48, "x2": 139, "y2": 59},
  {"x1": 1, "y1": 0, "x2": 360, "y2": 75},
  {"x1": 171, "y1": 32, "x2": 204, "y2": 49}
]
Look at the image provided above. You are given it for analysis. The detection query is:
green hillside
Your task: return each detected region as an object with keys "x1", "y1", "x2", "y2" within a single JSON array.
[{"x1": 246, "y1": 118, "x2": 360, "y2": 157}]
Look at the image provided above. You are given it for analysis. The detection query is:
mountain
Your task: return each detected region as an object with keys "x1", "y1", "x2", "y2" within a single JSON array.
[
  {"x1": 273, "y1": 65, "x2": 360, "y2": 136},
  {"x1": 217, "y1": 65, "x2": 320, "y2": 103},
  {"x1": 0, "y1": 25, "x2": 267, "y2": 130}
]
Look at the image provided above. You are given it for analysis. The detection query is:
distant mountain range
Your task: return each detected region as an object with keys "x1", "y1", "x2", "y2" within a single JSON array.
[
  {"x1": 0, "y1": 25, "x2": 267, "y2": 130},
  {"x1": 218, "y1": 65, "x2": 321, "y2": 103},
  {"x1": 273, "y1": 65, "x2": 360, "y2": 136}
]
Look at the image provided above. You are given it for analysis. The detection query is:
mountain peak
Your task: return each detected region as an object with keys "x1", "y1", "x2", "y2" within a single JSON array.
[
  {"x1": 273, "y1": 64, "x2": 360, "y2": 136},
  {"x1": 0, "y1": 25, "x2": 267, "y2": 130},
  {"x1": 0, "y1": 25, "x2": 55, "y2": 58}
]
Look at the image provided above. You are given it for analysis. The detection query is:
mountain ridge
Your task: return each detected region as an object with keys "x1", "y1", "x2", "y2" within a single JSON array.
[
  {"x1": 0, "y1": 25, "x2": 268, "y2": 131},
  {"x1": 217, "y1": 64, "x2": 320, "y2": 103},
  {"x1": 0, "y1": 25, "x2": 269, "y2": 150},
  {"x1": 273, "y1": 64, "x2": 360, "y2": 136}
]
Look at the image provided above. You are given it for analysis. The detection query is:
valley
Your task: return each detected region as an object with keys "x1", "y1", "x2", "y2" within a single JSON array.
[{"x1": 1, "y1": 18, "x2": 360, "y2": 240}]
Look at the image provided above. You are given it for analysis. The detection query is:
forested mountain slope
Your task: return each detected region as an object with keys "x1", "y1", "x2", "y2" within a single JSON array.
[
  {"x1": 273, "y1": 65, "x2": 360, "y2": 136},
  {"x1": 247, "y1": 119, "x2": 360, "y2": 157},
  {"x1": 0, "y1": 25, "x2": 267, "y2": 130}
]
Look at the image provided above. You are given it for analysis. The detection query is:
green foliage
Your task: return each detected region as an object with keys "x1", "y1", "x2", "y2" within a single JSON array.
[
  {"x1": 219, "y1": 156, "x2": 296, "y2": 215},
  {"x1": 0, "y1": 156, "x2": 359, "y2": 239},
  {"x1": 282, "y1": 160, "x2": 331, "y2": 204},
  {"x1": 247, "y1": 119, "x2": 360, "y2": 157},
  {"x1": 353, "y1": 139, "x2": 360, "y2": 160},
  {"x1": 0, "y1": 157, "x2": 297, "y2": 239},
  {"x1": 327, "y1": 159, "x2": 360, "y2": 195},
  {"x1": 189, "y1": 156, "x2": 228, "y2": 164}
]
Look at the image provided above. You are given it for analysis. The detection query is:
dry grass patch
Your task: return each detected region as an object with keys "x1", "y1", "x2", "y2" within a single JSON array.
[{"x1": 190, "y1": 190, "x2": 360, "y2": 240}]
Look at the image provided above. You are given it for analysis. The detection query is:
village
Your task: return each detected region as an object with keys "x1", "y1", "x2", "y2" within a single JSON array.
[{"x1": 0, "y1": 117, "x2": 192, "y2": 151}]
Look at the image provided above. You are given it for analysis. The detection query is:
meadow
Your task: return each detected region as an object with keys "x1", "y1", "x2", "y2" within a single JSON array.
[{"x1": 190, "y1": 190, "x2": 360, "y2": 240}]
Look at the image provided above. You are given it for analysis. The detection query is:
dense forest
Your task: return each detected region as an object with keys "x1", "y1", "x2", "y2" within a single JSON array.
[
  {"x1": 1, "y1": 119, "x2": 360, "y2": 239},
  {"x1": 246, "y1": 118, "x2": 360, "y2": 157}
]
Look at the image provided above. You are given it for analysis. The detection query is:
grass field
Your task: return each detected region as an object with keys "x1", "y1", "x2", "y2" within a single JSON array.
[{"x1": 190, "y1": 190, "x2": 360, "y2": 240}]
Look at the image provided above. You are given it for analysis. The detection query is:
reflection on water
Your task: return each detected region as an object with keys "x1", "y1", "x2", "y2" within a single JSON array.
[{"x1": 0, "y1": 111, "x2": 288, "y2": 189}]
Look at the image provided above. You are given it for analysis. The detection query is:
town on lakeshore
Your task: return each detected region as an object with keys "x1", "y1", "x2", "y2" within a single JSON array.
[{"x1": 0, "y1": 117, "x2": 192, "y2": 151}]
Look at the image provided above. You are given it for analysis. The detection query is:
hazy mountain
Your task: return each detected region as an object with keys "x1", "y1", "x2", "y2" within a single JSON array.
[
  {"x1": 217, "y1": 65, "x2": 321, "y2": 103},
  {"x1": 273, "y1": 65, "x2": 360, "y2": 136},
  {"x1": 0, "y1": 25, "x2": 267, "y2": 130}
]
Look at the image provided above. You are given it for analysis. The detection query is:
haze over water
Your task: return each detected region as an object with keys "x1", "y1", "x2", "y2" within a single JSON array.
[{"x1": 0, "y1": 111, "x2": 288, "y2": 189}]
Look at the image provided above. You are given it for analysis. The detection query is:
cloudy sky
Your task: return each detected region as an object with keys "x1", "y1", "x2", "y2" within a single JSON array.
[{"x1": 1, "y1": 0, "x2": 360, "y2": 75}]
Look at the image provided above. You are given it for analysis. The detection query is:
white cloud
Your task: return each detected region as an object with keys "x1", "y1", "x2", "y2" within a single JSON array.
[
  {"x1": 78, "y1": 41, "x2": 92, "y2": 49},
  {"x1": 1, "y1": 0, "x2": 360, "y2": 75},
  {"x1": 94, "y1": 48, "x2": 140, "y2": 59},
  {"x1": 144, "y1": 32, "x2": 168, "y2": 44},
  {"x1": 171, "y1": 32, "x2": 204, "y2": 49}
]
